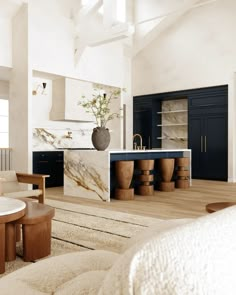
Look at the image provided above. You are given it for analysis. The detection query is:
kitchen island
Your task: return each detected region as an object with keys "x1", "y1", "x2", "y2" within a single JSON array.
[{"x1": 64, "y1": 149, "x2": 191, "y2": 202}]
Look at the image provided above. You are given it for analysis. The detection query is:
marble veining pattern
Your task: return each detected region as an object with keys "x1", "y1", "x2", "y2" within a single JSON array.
[
  {"x1": 64, "y1": 151, "x2": 110, "y2": 201},
  {"x1": 33, "y1": 128, "x2": 93, "y2": 150},
  {"x1": 161, "y1": 99, "x2": 188, "y2": 149}
]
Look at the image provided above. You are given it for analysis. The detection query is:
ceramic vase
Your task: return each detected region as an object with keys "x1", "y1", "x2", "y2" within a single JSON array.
[{"x1": 91, "y1": 127, "x2": 110, "y2": 151}]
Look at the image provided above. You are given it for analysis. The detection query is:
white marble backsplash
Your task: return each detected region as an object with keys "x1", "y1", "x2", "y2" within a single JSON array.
[
  {"x1": 161, "y1": 99, "x2": 188, "y2": 149},
  {"x1": 33, "y1": 128, "x2": 94, "y2": 150}
]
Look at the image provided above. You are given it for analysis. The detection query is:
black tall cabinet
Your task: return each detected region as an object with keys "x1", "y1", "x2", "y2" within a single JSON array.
[
  {"x1": 188, "y1": 86, "x2": 228, "y2": 180},
  {"x1": 134, "y1": 85, "x2": 228, "y2": 181}
]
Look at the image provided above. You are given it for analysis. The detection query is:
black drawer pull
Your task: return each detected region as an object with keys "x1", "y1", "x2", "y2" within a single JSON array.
[{"x1": 39, "y1": 160, "x2": 49, "y2": 163}]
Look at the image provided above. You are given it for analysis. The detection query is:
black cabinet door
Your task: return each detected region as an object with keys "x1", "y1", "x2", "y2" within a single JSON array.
[
  {"x1": 188, "y1": 113, "x2": 227, "y2": 180},
  {"x1": 204, "y1": 113, "x2": 227, "y2": 180},
  {"x1": 133, "y1": 97, "x2": 153, "y2": 149},
  {"x1": 33, "y1": 151, "x2": 64, "y2": 187},
  {"x1": 188, "y1": 115, "x2": 206, "y2": 179},
  {"x1": 133, "y1": 110, "x2": 152, "y2": 149}
]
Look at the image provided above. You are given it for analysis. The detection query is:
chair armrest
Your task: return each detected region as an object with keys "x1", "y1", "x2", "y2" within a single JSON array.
[{"x1": 16, "y1": 173, "x2": 50, "y2": 186}]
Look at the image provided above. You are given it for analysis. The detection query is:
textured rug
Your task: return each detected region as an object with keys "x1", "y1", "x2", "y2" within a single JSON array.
[{"x1": 1, "y1": 199, "x2": 159, "y2": 277}]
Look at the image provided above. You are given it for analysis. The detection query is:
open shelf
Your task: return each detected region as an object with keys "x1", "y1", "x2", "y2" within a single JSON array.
[
  {"x1": 157, "y1": 110, "x2": 187, "y2": 114},
  {"x1": 157, "y1": 137, "x2": 188, "y2": 140},
  {"x1": 157, "y1": 123, "x2": 188, "y2": 127}
]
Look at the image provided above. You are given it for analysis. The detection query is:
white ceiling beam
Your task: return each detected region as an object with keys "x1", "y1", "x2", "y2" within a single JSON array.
[{"x1": 88, "y1": 22, "x2": 134, "y2": 47}]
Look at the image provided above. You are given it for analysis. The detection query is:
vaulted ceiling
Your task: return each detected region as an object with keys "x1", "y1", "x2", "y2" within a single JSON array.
[{"x1": 0, "y1": 0, "x2": 217, "y2": 65}]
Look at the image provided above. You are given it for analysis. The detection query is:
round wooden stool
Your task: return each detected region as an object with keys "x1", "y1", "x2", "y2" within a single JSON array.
[
  {"x1": 137, "y1": 160, "x2": 154, "y2": 196},
  {"x1": 158, "y1": 158, "x2": 175, "y2": 192},
  {"x1": 175, "y1": 157, "x2": 190, "y2": 188},
  {"x1": 206, "y1": 202, "x2": 236, "y2": 213},
  {"x1": 114, "y1": 161, "x2": 134, "y2": 200}
]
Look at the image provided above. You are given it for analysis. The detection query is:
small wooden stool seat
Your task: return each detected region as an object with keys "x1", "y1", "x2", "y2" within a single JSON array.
[
  {"x1": 206, "y1": 202, "x2": 236, "y2": 213},
  {"x1": 15, "y1": 202, "x2": 55, "y2": 261}
]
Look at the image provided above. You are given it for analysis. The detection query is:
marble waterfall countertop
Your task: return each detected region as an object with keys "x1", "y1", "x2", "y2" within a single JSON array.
[{"x1": 64, "y1": 149, "x2": 191, "y2": 202}]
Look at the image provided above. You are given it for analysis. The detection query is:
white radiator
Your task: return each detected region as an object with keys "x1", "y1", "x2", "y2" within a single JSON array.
[{"x1": 0, "y1": 148, "x2": 12, "y2": 171}]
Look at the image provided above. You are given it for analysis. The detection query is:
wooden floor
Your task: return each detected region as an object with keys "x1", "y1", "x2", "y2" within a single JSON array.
[{"x1": 46, "y1": 179, "x2": 236, "y2": 220}]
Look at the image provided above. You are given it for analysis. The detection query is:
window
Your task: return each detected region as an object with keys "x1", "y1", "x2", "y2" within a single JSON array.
[{"x1": 0, "y1": 99, "x2": 9, "y2": 147}]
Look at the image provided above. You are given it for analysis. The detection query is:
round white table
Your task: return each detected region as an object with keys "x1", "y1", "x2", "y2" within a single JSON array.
[{"x1": 0, "y1": 197, "x2": 26, "y2": 274}]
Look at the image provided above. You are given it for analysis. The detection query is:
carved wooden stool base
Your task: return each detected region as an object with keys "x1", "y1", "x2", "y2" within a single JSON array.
[
  {"x1": 115, "y1": 160, "x2": 134, "y2": 200},
  {"x1": 114, "y1": 188, "x2": 134, "y2": 200},
  {"x1": 175, "y1": 157, "x2": 190, "y2": 189},
  {"x1": 159, "y1": 181, "x2": 175, "y2": 192},
  {"x1": 138, "y1": 185, "x2": 154, "y2": 196},
  {"x1": 159, "y1": 158, "x2": 175, "y2": 192},
  {"x1": 137, "y1": 160, "x2": 154, "y2": 196},
  {"x1": 176, "y1": 179, "x2": 190, "y2": 188}
]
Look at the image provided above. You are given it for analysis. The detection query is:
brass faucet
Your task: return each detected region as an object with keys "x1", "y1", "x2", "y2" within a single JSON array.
[
  {"x1": 65, "y1": 131, "x2": 73, "y2": 139},
  {"x1": 133, "y1": 133, "x2": 143, "y2": 150}
]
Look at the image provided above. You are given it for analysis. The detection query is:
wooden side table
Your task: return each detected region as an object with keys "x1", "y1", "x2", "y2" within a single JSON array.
[
  {"x1": 206, "y1": 202, "x2": 236, "y2": 213},
  {"x1": 15, "y1": 201, "x2": 55, "y2": 262},
  {"x1": 0, "y1": 197, "x2": 26, "y2": 274}
]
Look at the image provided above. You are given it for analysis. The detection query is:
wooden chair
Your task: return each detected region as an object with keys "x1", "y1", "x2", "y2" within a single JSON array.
[{"x1": 0, "y1": 171, "x2": 49, "y2": 204}]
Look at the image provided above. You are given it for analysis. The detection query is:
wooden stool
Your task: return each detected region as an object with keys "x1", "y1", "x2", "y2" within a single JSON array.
[
  {"x1": 206, "y1": 202, "x2": 236, "y2": 213},
  {"x1": 175, "y1": 157, "x2": 190, "y2": 188},
  {"x1": 158, "y1": 158, "x2": 175, "y2": 192},
  {"x1": 15, "y1": 202, "x2": 55, "y2": 261},
  {"x1": 137, "y1": 160, "x2": 154, "y2": 196},
  {"x1": 114, "y1": 161, "x2": 134, "y2": 200}
]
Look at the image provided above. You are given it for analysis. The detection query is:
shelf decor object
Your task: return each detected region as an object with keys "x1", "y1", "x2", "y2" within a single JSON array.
[
  {"x1": 158, "y1": 158, "x2": 175, "y2": 192},
  {"x1": 175, "y1": 157, "x2": 190, "y2": 188},
  {"x1": 114, "y1": 161, "x2": 134, "y2": 200},
  {"x1": 137, "y1": 160, "x2": 154, "y2": 196}
]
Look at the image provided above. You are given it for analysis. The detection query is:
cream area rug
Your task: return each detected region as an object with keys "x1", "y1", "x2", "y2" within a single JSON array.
[{"x1": 1, "y1": 199, "x2": 159, "y2": 277}]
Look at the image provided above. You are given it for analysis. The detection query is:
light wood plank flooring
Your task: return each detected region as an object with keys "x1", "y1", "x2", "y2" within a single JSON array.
[{"x1": 46, "y1": 179, "x2": 236, "y2": 220}]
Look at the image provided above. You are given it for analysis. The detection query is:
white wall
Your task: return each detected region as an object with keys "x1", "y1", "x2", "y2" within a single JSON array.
[
  {"x1": 133, "y1": 0, "x2": 236, "y2": 95},
  {"x1": 0, "y1": 18, "x2": 12, "y2": 67},
  {"x1": 0, "y1": 81, "x2": 9, "y2": 98},
  {"x1": 133, "y1": 0, "x2": 236, "y2": 181},
  {"x1": 9, "y1": 4, "x2": 32, "y2": 172}
]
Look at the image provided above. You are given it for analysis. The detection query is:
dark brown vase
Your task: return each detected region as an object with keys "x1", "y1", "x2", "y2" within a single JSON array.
[{"x1": 91, "y1": 127, "x2": 110, "y2": 151}]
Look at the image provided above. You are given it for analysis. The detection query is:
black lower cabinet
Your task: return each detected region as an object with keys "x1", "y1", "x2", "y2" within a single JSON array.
[
  {"x1": 188, "y1": 112, "x2": 227, "y2": 180},
  {"x1": 33, "y1": 151, "x2": 64, "y2": 187}
]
